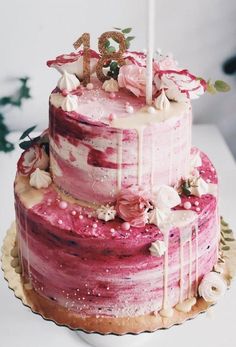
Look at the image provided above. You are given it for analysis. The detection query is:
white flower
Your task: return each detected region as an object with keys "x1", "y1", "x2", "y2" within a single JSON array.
[
  {"x1": 198, "y1": 272, "x2": 227, "y2": 303},
  {"x1": 149, "y1": 240, "x2": 166, "y2": 257},
  {"x1": 102, "y1": 78, "x2": 119, "y2": 92},
  {"x1": 154, "y1": 185, "x2": 181, "y2": 210},
  {"x1": 29, "y1": 168, "x2": 52, "y2": 189},
  {"x1": 96, "y1": 205, "x2": 116, "y2": 222},
  {"x1": 57, "y1": 71, "x2": 80, "y2": 91},
  {"x1": 154, "y1": 89, "x2": 170, "y2": 110},
  {"x1": 154, "y1": 70, "x2": 206, "y2": 102}
]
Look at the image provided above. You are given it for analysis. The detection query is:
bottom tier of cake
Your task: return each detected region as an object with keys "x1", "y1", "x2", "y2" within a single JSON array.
[{"x1": 14, "y1": 150, "x2": 219, "y2": 320}]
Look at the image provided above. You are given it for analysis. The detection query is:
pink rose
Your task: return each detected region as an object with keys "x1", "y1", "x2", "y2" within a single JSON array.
[
  {"x1": 118, "y1": 64, "x2": 146, "y2": 97},
  {"x1": 154, "y1": 69, "x2": 206, "y2": 101},
  {"x1": 116, "y1": 188, "x2": 153, "y2": 227},
  {"x1": 17, "y1": 144, "x2": 49, "y2": 176}
]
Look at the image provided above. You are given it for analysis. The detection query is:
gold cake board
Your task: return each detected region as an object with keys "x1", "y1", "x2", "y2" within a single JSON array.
[{"x1": 1, "y1": 219, "x2": 236, "y2": 335}]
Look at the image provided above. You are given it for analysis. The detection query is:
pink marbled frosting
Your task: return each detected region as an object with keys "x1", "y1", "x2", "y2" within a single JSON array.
[
  {"x1": 15, "y1": 151, "x2": 219, "y2": 317},
  {"x1": 49, "y1": 80, "x2": 192, "y2": 204}
]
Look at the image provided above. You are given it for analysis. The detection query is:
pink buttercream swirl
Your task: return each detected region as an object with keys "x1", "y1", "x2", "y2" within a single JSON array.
[{"x1": 116, "y1": 188, "x2": 153, "y2": 227}]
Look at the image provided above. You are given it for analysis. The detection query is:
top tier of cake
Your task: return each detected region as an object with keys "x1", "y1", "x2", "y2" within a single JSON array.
[{"x1": 49, "y1": 80, "x2": 192, "y2": 204}]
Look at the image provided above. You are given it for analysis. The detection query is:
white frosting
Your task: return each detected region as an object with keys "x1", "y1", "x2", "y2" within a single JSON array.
[
  {"x1": 102, "y1": 78, "x2": 119, "y2": 92},
  {"x1": 57, "y1": 71, "x2": 80, "y2": 91},
  {"x1": 96, "y1": 205, "x2": 116, "y2": 222},
  {"x1": 198, "y1": 272, "x2": 227, "y2": 303},
  {"x1": 149, "y1": 240, "x2": 167, "y2": 257},
  {"x1": 148, "y1": 208, "x2": 170, "y2": 228},
  {"x1": 61, "y1": 94, "x2": 78, "y2": 112},
  {"x1": 29, "y1": 169, "x2": 52, "y2": 189},
  {"x1": 154, "y1": 185, "x2": 181, "y2": 210},
  {"x1": 111, "y1": 102, "x2": 190, "y2": 129},
  {"x1": 154, "y1": 89, "x2": 170, "y2": 110}
]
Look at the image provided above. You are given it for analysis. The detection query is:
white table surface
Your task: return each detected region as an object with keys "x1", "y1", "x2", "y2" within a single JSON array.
[{"x1": 1, "y1": 125, "x2": 236, "y2": 347}]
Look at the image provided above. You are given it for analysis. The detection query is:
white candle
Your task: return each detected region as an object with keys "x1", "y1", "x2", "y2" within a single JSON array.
[{"x1": 146, "y1": 0, "x2": 155, "y2": 105}]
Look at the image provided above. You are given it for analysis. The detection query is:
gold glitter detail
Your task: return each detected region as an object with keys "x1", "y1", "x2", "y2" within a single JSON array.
[
  {"x1": 73, "y1": 33, "x2": 90, "y2": 85},
  {"x1": 96, "y1": 31, "x2": 126, "y2": 82}
]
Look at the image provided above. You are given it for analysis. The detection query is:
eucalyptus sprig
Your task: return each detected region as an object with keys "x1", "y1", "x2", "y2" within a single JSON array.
[
  {"x1": 19, "y1": 125, "x2": 40, "y2": 150},
  {"x1": 0, "y1": 77, "x2": 31, "y2": 153},
  {"x1": 206, "y1": 80, "x2": 231, "y2": 94}
]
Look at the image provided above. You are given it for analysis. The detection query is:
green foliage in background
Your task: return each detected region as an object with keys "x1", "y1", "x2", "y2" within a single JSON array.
[{"x1": 0, "y1": 78, "x2": 31, "y2": 152}]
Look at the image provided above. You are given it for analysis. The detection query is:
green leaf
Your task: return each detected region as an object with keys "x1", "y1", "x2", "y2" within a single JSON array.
[
  {"x1": 114, "y1": 27, "x2": 122, "y2": 31},
  {"x1": 110, "y1": 61, "x2": 118, "y2": 70},
  {"x1": 107, "y1": 46, "x2": 116, "y2": 53},
  {"x1": 19, "y1": 140, "x2": 32, "y2": 150},
  {"x1": 105, "y1": 40, "x2": 110, "y2": 48},
  {"x1": 206, "y1": 81, "x2": 217, "y2": 95},
  {"x1": 214, "y1": 80, "x2": 231, "y2": 93},
  {"x1": 126, "y1": 36, "x2": 135, "y2": 41},
  {"x1": 122, "y1": 28, "x2": 132, "y2": 34},
  {"x1": 19, "y1": 125, "x2": 37, "y2": 140},
  {"x1": 222, "y1": 245, "x2": 230, "y2": 251}
]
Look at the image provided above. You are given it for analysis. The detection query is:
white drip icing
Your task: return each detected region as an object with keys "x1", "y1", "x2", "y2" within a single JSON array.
[
  {"x1": 137, "y1": 127, "x2": 144, "y2": 186},
  {"x1": 179, "y1": 232, "x2": 184, "y2": 303},
  {"x1": 195, "y1": 224, "x2": 199, "y2": 295},
  {"x1": 159, "y1": 228, "x2": 173, "y2": 317},
  {"x1": 188, "y1": 232, "x2": 193, "y2": 298},
  {"x1": 168, "y1": 127, "x2": 174, "y2": 185},
  {"x1": 150, "y1": 128, "x2": 155, "y2": 192},
  {"x1": 117, "y1": 131, "x2": 123, "y2": 191}
]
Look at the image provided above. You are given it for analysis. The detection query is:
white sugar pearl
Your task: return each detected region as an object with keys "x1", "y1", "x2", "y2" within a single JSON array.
[
  {"x1": 59, "y1": 201, "x2": 68, "y2": 209},
  {"x1": 93, "y1": 223, "x2": 97, "y2": 229},
  {"x1": 126, "y1": 105, "x2": 134, "y2": 114},
  {"x1": 194, "y1": 201, "x2": 199, "y2": 206},
  {"x1": 86, "y1": 83, "x2": 94, "y2": 90},
  {"x1": 71, "y1": 210, "x2": 77, "y2": 216},
  {"x1": 184, "y1": 201, "x2": 192, "y2": 210},
  {"x1": 196, "y1": 207, "x2": 201, "y2": 212},
  {"x1": 58, "y1": 219, "x2": 63, "y2": 225},
  {"x1": 147, "y1": 106, "x2": 156, "y2": 114},
  {"x1": 79, "y1": 215, "x2": 83, "y2": 220}
]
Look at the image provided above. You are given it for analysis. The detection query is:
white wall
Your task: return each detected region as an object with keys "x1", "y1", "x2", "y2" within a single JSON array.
[{"x1": 0, "y1": 0, "x2": 236, "y2": 154}]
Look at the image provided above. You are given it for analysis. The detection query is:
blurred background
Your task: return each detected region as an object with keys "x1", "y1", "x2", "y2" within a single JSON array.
[{"x1": 0, "y1": 0, "x2": 235, "y2": 156}]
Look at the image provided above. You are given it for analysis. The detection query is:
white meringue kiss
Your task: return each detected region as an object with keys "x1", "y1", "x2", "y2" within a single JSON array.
[
  {"x1": 29, "y1": 168, "x2": 52, "y2": 189},
  {"x1": 102, "y1": 78, "x2": 119, "y2": 93},
  {"x1": 191, "y1": 177, "x2": 209, "y2": 197},
  {"x1": 57, "y1": 71, "x2": 80, "y2": 92},
  {"x1": 148, "y1": 207, "x2": 170, "y2": 228},
  {"x1": 149, "y1": 240, "x2": 166, "y2": 257},
  {"x1": 198, "y1": 272, "x2": 227, "y2": 303},
  {"x1": 154, "y1": 89, "x2": 170, "y2": 110},
  {"x1": 61, "y1": 94, "x2": 78, "y2": 112},
  {"x1": 96, "y1": 205, "x2": 116, "y2": 222}
]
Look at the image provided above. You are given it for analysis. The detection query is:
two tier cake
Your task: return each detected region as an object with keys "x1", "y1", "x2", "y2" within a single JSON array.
[{"x1": 13, "y1": 33, "x2": 228, "y2": 334}]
